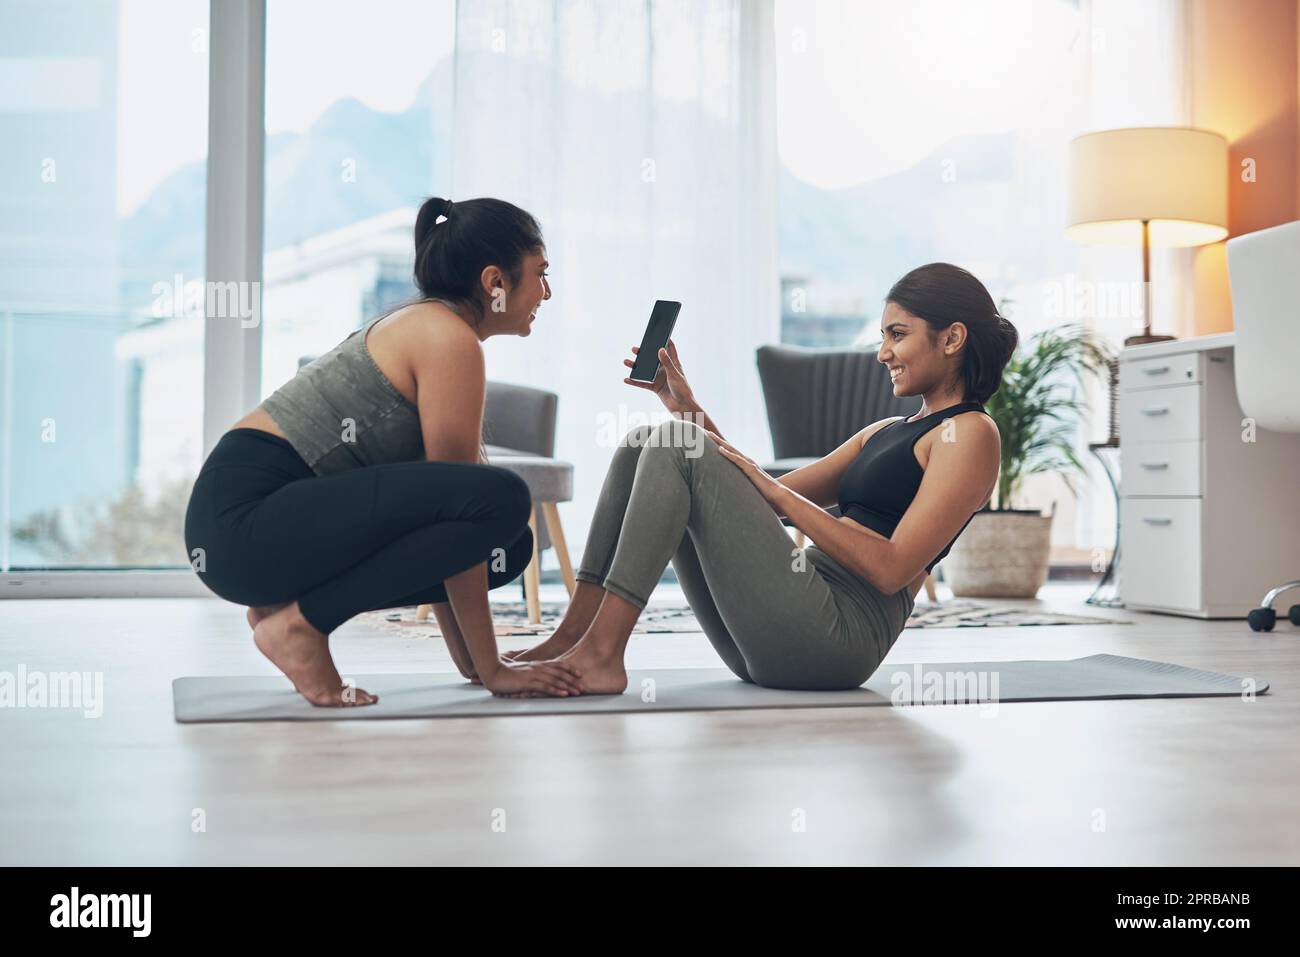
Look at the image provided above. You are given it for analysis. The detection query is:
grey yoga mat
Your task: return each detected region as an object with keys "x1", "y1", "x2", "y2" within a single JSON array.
[{"x1": 172, "y1": 654, "x2": 1268, "y2": 723}]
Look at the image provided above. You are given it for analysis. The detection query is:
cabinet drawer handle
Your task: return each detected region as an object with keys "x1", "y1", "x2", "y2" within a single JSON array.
[
  {"x1": 1142, "y1": 517, "x2": 1172, "y2": 526},
  {"x1": 1141, "y1": 406, "x2": 1170, "y2": 416},
  {"x1": 1139, "y1": 462, "x2": 1169, "y2": 470},
  {"x1": 1142, "y1": 365, "x2": 1171, "y2": 376}
]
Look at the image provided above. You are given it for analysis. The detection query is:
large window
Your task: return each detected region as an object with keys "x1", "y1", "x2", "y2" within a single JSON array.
[
  {"x1": 772, "y1": 0, "x2": 1187, "y2": 564},
  {"x1": 259, "y1": 0, "x2": 455, "y2": 396},
  {"x1": 775, "y1": 0, "x2": 1094, "y2": 347},
  {"x1": 1, "y1": 0, "x2": 209, "y2": 569},
  {"x1": 1, "y1": 0, "x2": 1188, "y2": 584}
]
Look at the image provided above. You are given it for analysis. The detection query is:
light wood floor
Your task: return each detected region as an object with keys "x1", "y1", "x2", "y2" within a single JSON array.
[{"x1": 1, "y1": 583, "x2": 1295, "y2": 866}]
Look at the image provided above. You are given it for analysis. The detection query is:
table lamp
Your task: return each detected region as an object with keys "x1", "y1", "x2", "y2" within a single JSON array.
[{"x1": 1066, "y1": 127, "x2": 1228, "y2": 345}]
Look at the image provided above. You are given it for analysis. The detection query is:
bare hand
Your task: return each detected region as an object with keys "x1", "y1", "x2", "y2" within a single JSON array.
[
  {"x1": 482, "y1": 660, "x2": 584, "y2": 698},
  {"x1": 623, "y1": 338, "x2": 696, "y2": 415},
  {"x1": 707, "y1": 429, "x2": 784, "y2": 504},
  {"x1": 458, "y1": 654, "x2": 520, "y2": 685}
]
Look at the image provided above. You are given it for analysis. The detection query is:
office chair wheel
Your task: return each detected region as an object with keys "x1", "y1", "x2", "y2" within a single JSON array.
[
  {"x1": 1247, "y1": 608, "x2": 1275, "y2": 632},
  {"x1": 1289, "y1": 604, "x2": 1300, "y2": 626}
]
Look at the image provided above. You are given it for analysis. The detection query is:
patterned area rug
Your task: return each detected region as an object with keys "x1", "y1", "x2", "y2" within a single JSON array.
[
  {"x1": 361, "y1": 598, "x2": 1129, "y2": 638},
  {"x1": 906, "y1": 600, "x2": 1131, "y2": 628}
]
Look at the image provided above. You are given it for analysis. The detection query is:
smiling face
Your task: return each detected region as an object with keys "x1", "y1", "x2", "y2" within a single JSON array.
[
  {"x1": 876, "y1": 301, "x2": 966, "y2": 400},
  {"x1": 479, "y1": 249, "x2": 552, "y2": 337},
  {"x1": 514, "y1": 250, "x2": 551, "y2": 335}
]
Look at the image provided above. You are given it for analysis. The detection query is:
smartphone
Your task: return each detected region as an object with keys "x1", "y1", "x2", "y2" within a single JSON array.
[{"x1": 628, "y1": 300, "x2": 682, "y2": 382}]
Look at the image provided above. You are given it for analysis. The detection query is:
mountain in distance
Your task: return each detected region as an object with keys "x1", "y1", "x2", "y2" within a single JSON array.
[
  {"x1": 778, "y1": 128, "x2": 1028, "y2": 311},
  {"x1": 119, "y1": 60, "x2": 1018, "y2": 318},
  {"x1": 119, "y1": 62, "x2": 453, "y2": 311}
]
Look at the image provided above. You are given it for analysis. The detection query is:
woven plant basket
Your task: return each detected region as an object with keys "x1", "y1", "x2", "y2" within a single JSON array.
[{"x1": 941, "y1": 509, "x2": 1053, "y2": 598}]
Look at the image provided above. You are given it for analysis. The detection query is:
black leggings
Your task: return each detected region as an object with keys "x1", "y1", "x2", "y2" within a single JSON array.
[{"x1": 183, "y1": 428, "x2": 534, "y2": 634}]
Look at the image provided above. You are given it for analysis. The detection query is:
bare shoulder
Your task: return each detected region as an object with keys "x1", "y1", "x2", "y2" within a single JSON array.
[
  {"x1": 937, "y1": 409, "x2": 1000, "y2": 452},
  {"x1": 856, "y1": 414, "x2": 909, "y2": 449},
  {"x1": 965, "y1": 409, "x2": 1001, "y2": 447},
  {"x1": 362, "y1": 301, "x2": 482, "y2": 406},
  {"x1": 935, "y1": 411, "x2": 1000, "y2": 503},
  {"x1": 387, "y1": 300, "x2": 477, "y2": 348},
  {"x1": 381, "y1": 301, "x2": 482, "y2": 370},
  {"x1": 915, "y1": 408, "x2": 999, "y2": 475}
]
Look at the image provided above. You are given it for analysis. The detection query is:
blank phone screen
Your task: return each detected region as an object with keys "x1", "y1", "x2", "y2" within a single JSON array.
[{"x1": 629, "y1": 300, "x2": 682, "y2": 382}]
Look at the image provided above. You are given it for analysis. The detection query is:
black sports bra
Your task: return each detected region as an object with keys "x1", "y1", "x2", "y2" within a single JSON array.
[{"x1": 836, "y1": 400, "x2": 989, "y2": 574}]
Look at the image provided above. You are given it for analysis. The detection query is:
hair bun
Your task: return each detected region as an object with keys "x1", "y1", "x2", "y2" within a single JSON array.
[
  {"x1": 415, "y1": 196, "x2": 454, "y2": 251},
  {"x1": 996, "y1": 312, "x2": 1019, "y2": 359}
]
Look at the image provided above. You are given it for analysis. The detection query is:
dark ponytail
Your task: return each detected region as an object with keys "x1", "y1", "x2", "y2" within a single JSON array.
[
  {"x1": 885, "y1": 263, "x2": 1018, "y2": 404},
  {"x1": 413, "y1": 196, "x2": 544, "y2": 318},
  {"x1": 414, "y1": 197, "x2": 454, "y2": 252}
]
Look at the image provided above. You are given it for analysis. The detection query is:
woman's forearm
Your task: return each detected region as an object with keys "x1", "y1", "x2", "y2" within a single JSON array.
[
  {"x1": 768, "y1": 481, "x2": 840, "y2": 520},
  {"x1": 773, "y1": 485, "x2": 901, "y2": 593},
  {"x1": 677, "y1": 401, "x2": 722, "y2": 438},
  {"x1": 430, "y1": 601, "x2": 476, "y2": 677},
  {"x1": 441, "y1": 561, "x2": 506, "y2": 679}
]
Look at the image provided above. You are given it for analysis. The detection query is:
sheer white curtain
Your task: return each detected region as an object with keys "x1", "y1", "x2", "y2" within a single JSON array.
[{"x1": 451, "y1": 0, "x2": 779, "y2": 558}]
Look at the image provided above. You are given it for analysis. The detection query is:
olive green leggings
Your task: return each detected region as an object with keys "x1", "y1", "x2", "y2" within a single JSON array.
[{"x1": 574, "y1": 419, "x2": 915, "y2": 690}]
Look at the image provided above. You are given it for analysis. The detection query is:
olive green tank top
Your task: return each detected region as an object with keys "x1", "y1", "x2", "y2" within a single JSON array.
[{"x1": 259, "y1": 298, "x2": 459, "y2": 475}]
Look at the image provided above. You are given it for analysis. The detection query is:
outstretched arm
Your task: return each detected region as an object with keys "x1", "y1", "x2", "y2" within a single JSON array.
[
  {"x1": 711, "y1": 415, "x2": 999, "y2": 594},
  {"x1": 625, "y1": 336, "x2": 904, "y2": 509},
  {"x1": 431, "y1": 602, "x2": 482, "y2": 683},
  {"x1": 774, "y1": 418, "x2": 905, "y2": 511},
  {"x1": 411, "y1": 316, "x2": 583, "y2": 697}
]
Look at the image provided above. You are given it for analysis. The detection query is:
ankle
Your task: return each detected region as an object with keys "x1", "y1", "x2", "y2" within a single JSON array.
[
  {"x1": 576, "y1": 629, "x2": 628, "y2": 661},
  {"x1": 550, "y1": 621, "x2": 584, "y2": 642}
]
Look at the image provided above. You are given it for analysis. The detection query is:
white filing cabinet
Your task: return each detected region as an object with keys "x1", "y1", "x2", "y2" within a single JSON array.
[{"x1": 1118, "y1": 332, "x2": 1300, "y2": 618}]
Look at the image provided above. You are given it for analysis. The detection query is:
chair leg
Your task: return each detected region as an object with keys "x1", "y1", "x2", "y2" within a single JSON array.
[
  {"x1": 540, "y1": 501, "x2": 576, "y2": 597},
  {"x1": 924, "y1": 572, "x2": 938, "y2": 603},
  {"x1": 415, "y1": 603, "x2": 432, "y2": 621},
  {"x1": 524, "y1": 506, "x2": 542, "y2": 624}
]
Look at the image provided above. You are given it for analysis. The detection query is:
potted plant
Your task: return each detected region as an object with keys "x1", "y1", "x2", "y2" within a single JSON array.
[{"x1": 941, "y1": 313, "x2": 1114, "y2": 598}]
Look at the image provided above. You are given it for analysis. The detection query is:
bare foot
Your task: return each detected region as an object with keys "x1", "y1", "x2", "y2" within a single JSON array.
[
  {"x1": 252, "y1": 603, "x2": 378, "y2": 707},
  {"x1": 246, "y1": 602, "x2": 290, "y2": 629},
  {"x1": 503, "y1": 626, "x2": 584, "y2": 663},
  {"x1": 555, "y1": 639, "x2": 628, "y2": 696}
]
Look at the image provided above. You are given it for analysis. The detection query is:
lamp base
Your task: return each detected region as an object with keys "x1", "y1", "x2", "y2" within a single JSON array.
[{"x1": 1124, "y1": 333, "x2": 1177, "y2": 346}]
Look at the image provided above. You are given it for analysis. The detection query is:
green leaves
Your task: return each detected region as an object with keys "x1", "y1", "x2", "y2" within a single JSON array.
[{"x1": 984, "y1": 321, "x2": 1113, "y2": 511}]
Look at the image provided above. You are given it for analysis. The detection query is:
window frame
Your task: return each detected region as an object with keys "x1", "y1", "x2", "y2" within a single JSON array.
[{"x1": 1, "y1": 0, "x2": 263, "y2": 597}]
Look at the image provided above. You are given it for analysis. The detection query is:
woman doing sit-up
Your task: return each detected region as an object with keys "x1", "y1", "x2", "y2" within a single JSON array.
[{"x1": 511, "y1": 262, "x2": 1017, "y2": 693}]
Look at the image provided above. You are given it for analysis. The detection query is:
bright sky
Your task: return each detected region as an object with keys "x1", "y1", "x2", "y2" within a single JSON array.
[
  {"x1": 115, "y1": 0, "x2": 1081, "y2": 214},
  {"x1": 774, "y1": 0, "x2": 1081, "y2": 189},
  {"x1": 262, "y1": 0, "x2": 454, "y2": 133},
  {"x1": 116, "y1": 0, "x2": 209, "y2": 216},
  {"x1": 116, "y1": 0, "x2": 453, "y2": 216}
]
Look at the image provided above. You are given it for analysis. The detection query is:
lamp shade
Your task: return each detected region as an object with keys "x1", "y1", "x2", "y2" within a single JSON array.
[{"x1": 1066, "y1": 127, "x2": 1228, "y2": 247}]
